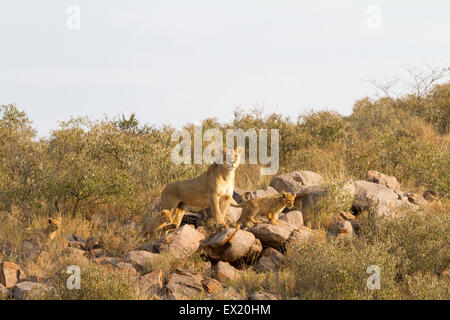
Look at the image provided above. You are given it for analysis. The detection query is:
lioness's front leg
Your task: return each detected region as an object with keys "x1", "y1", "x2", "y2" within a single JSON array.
[
  {"x1": 219, "y1": 195, "x2": 231, "y2": 225},
  {"x1": 172, "y1": 208, "x2": 185, "y2": 229},
  {"x1": 209, "y1": 194, "x2": 223, "y2": 225}
]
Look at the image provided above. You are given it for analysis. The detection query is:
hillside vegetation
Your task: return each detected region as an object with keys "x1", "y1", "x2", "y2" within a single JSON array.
[{"x1": 0, "y1": 77, "x2": 448, "y2": 300}]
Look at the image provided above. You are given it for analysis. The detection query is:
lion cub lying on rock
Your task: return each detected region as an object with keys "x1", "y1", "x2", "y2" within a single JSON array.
[
  {"x1": 141, "y1": 209, "x2": 177, "y2": 240},
  {"x1": 231, "y1": 192, "x2": 296, "y2": 229}
]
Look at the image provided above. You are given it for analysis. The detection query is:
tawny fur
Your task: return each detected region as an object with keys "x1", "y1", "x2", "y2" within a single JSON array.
[
  {"x1": 160, "y1": 147, "x2": 243, "y2": 227},
  {"x1": 25, "y1": 218, "x2": 61, "y2": 241},
  {"x1": 141, "y1": 209, "x2": 176, "y2": 240},
  {"x1": 231, "y1": 192, "x2": 296, "y2": 229}
]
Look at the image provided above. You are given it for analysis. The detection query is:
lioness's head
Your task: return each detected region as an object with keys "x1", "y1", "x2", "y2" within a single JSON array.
[
  {"x1": 47, "y1": 217, "x2": 61, "y2": 232},
  {"x1": 221, "y1": 147, "x2": 243, "y2": 171},
  {"x1": 282, "y1": 192, "x2": 296, "y2": 209}
]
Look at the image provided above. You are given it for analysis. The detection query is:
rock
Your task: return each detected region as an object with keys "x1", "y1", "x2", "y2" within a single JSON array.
[
  {"x1": 13, "y1": 281, "x2": 46, "y2": 300},
  {"x1": 66, "y1": 234, "x2": 85, "y2": 243},
  {"x1": 222, "y1": 230, "x2": 262, "y2": 262},
  {"x1": 226, "y1": 202, "x2": 242, "y2": 225},
  {"x1": 423, "y1": 190, "x2": 437, "y2": 202},
  {"x1": 329, "y1": 218, "x2": 353, "y2": 237},
  {"x1": 367, "y1": 170, "x2": 400, "y2": 190},
  {"x1": 164, "y1": 269, "x2": 204, "y2": 300},
  {"x1": 181, "y1": 212, "x2": 202, "y2": 228},
  {"x1": 0, "y1": 262, "x2": 27, "y2": 288},
  {"x1": 214, "y1": 261, "x2": 242, "y2": 282},
  {"x1": 232, "y1": 186, "x2": 247, "y2": 203},
  {"x1": 201, "y1": 278, "x2": 223, "y2": 295},
  {"x1": 244, "y1": 238, "x2": 263, "y2": 262},
  {"x1": 0, "y1": 283, "x2": 11, "y2": 298},
  {"x1": 256, "y1": 248, "x2": 284, "y2": 272},
  {"x1": 115, "y1": 262, "x2": 137, "y2": 273},
  {"x1": 249, "y1": 224, "x2": 291, "y2": 249},
  {"x1": 67, "y1": 240, "x2": 86, "y2": 250},
  {"x1": 286, "y1": 226, "x2": 319, "y2": 245},
  {"x1": 210, "y1": 286, "x2": 242, "y2": 300},
  {"x1": 202, "y1": 228, "x2": 262, "y2": 262},
  {"x1": 157, "y1": 224, "x2": 205, "y2": 258},
  {"x1": 270, "y1": 171, "x2": 324, "y2": 193},
  {"x1": 249, "y1": 291, "x2": 282, "y2": 300},
  {"x1": 353, "y1": 181, "x2": 417, "y2": 218},
  {"x1": 295, "y1": 180, "x2": 355, "y2": 213},
  {"x1": 135, "y1": 269, "x2": 163, "y2": 299},
  {"x1": 406, "y1": 193, "x2": 429, "y2": 208},
  {"x1": 253, "y1": 186, "x2": 279, "y2": 198},
  {"x1": 126, "y1": 250, "x2": 160, "y2": 273},
  {"x1": 278, "y1": 211, "x2": 304, "y2": 232}
]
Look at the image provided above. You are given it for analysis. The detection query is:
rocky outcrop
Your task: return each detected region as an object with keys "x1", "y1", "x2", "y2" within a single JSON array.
[
  {"x1": 270, "y1": 171, "x2": 324, "y2": 193},
  {"x1": 13, "y1": 281, "x2": 47, "y2": 300},
  {"x1": 214, "y1": 261, "x2": 242, "y2": 282},
  {"x1": 126, "y1": 250, "x2": 160, "y2": 273},
  {"x1": 0, "y1": 262, "x2": 27, "y2": 288},
  {"x1": 156, "y1": 224, "x2": 205, "y2": 258},
  {"x1": 164, "y1": 269, "x2": 205, "y2": 300},
  {"x1": 249, "y1": 224, "x2": 291, "y2": 249},
  {"x1": 202, "y1": 228, "x2": 262, "y2": 262},
  {"x1": 256, "y1": 248, "x2": 284, "y2": 272},
  {"x1": 134, "y1": 269, "x2": 163, "y2": 299},
  {"x1": 367, "y1": 170, "x2": 400, "y2": 190},
  {"x1": 353, "y1": 180, "x2": 419, "y2": 217}
]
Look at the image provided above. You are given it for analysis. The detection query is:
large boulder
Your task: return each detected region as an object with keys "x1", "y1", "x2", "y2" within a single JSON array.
[
  {"x1": 285, "y1": 226, "x2": 320, "y2": 245},
  {"x1": 126, "y1": 250, "x2": 160, "y2": 273},
  {"x1": 295, "y1": 180, "x2": 355, "y2": 213},
  {"x1": 214, "y1": 261, "x2": 242, "y2": 282},
  {"x1": 353, "y1": 181, "x2": 418, "y2": 217},
  {"x1": 278, "y1": 211, "x2": 304, "y2": 232},
  {"x1": 13, "y1": 281, "x2": 46, "y2": 300},
  {"x1": 164, "y1": 269, "x2": 204, "y2": 300},
  {"x1": 256, "y1": 248, "x2": 284, "y2": 272},
  {"x1": 156, "y1": 224, "x2": 205, "y2": 258},
  {"x1": 253, "y1": 186, "x2": 279, "y2": 198},
  {"x1": 0, "y1": 262, "x2": 27, "y2": 288},
  {"x1": 270, "y1": 171, "x2": 324, "y2": 193},
  {"x1": 249, "y1": 224, "x2": 291, "y2": 249},
  {"x1": 367, "y1": 170, "x2": 400, "y2": 190},
  {"x1": 134, "y1": 269, "x2": 163, "y2": 299},
  {"x1": 201, "y1": 278, "x2": 223, "y2": 295},
  {"x1": 202, "y1": 228, "x2": 262, "y2": 263}
]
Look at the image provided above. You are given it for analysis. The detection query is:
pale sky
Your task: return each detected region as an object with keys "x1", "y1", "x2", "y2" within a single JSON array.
[{"x1": 1, "y1": 0, "x2": 449, "y2": 136}]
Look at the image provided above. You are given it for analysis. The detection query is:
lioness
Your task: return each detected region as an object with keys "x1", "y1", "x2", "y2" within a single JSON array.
[
  {"x1": 25, "y1": 217, "x2": 61, "y2": 241},
  {"x1": 141, "y1": 209, "x2": 176, "y2": 240},
  {"x1": 231, "y1": 191, "x2": 296, "y2": 229},
  {"x1": 161, "y1": 147, "x2": 243, "y2": 227}
]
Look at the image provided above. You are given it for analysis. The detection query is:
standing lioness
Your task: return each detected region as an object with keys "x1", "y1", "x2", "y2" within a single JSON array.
[{"x1": 161, "y1": 147, "x2": 243, "y2": 227}]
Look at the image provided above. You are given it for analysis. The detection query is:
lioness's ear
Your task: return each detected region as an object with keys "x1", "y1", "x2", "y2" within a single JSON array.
[{"x1": 48, "y1": 218, "x2": 53, "y2": 224}]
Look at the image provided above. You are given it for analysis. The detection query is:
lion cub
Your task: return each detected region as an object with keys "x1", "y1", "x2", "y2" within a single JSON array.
[
  {"x1": 141, "y1": 209, "x2": 177, "y2": 240},
  {"x1": 231, "y1": 192, "x2": 296, "y2": 229},
  {"x1": 25, "y1": 218, "x2": 62, "y2": 241}
]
